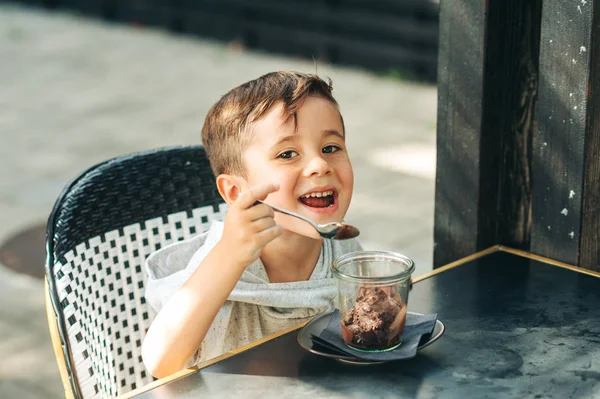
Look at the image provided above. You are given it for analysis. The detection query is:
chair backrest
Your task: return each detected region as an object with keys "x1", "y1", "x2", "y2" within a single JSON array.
[{"x1": 45, "y1": 146, "x2": 226, "y2": 399}]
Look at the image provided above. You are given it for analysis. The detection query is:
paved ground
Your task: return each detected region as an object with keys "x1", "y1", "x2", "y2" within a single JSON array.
[{"x1": 0, "y1": 4, "x2": 437, "y2": 398}]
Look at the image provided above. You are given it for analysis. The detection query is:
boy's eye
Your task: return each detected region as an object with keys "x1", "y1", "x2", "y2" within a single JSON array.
[
  {"x1": 322, "y1": 145, "x2": 341, "y2": 154},
  {"x1": 277, "y1": 150, "x2": 298, "y2": 159}
]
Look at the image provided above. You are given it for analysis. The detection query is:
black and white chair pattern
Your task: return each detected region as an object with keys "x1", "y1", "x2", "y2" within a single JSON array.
[{"x1": 45, "y1": 146, "x2": 226, "y2": 399}]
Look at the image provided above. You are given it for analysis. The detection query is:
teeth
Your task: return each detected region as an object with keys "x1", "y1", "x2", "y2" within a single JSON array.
[{"x1": 301, "y1": 190, "x2": 334, "y2": 198}]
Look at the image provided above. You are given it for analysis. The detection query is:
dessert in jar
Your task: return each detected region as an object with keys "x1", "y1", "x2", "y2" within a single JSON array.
[{"x1": 332, "y1": 251, "x2": 414, "y2": 352}]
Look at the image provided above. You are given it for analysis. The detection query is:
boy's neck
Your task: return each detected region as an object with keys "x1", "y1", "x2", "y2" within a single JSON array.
[{"x1": 259, "y1": 232, "x2": 323, "y2": 283}]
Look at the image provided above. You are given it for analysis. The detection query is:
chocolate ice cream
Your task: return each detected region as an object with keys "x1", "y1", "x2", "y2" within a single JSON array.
[{"x1": 341, "y1": 287, "x2": 407, "y2": 350}]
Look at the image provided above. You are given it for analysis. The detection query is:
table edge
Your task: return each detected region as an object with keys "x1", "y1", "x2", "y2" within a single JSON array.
[
  {"x1": 498, "y1": 246, "x2": 600, "y2": 279},
  {"x1": 412, "y1": 245, "x2": 600, "y2": 283},
  {"x1": 412, "y1": 245, "x2": 500, "y2": 283},
  {"x1": 115, "y1": 320, "x2": 309, "y2": 399},
  {"x1": 117, "y1": 245, "x2": 599, "y2": 398}
]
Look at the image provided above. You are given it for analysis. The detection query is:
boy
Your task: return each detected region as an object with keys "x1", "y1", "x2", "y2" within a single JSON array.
[{"x1": 142, "y1": 71, "x2": 361, "y2": 378}]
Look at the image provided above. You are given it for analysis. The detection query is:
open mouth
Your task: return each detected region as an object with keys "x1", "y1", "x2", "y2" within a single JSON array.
[{"x1": 298, "y1": 189, "x2": 336, "y2": 208}]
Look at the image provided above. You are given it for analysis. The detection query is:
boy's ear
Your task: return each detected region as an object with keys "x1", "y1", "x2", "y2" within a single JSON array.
[{"x1": 216, "y1": 174, "x2": 247, "y2": 205}]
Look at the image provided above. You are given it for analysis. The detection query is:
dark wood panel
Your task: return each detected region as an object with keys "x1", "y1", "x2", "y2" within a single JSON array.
[
  {"x1": 235, "y1": 21, "x2": 437, "y2": 73},
  {"x1": 531, "y1": 0, "x2": 596, "y2": 265},
  {"x1": 477, "y1": 0, "x2": 541, "y2": 251},
  {"x1": 189, "y1": 0, "x2": 439, "y2": 50},
  {"x1": 113, "y1": 4, "x2": 178, "y2": 29},
  {"x1": 180, "y1": 11, "x2": 245, "y2": 42},
  {"x1": 434, "y1": 0, "x2": 542, "y2": 267},
  {"x1": 329, "y1": 10, "x2": 439, "y2": 49},
  {"x1": 232, "y1": 0, "x2": 330, "y2": 29},
  {"x1": 579, "y1": 7, "x2": 600, "y2": 271},
  {"x1": 338, "y1": 0, "x2": 439, "y2": 19},
  {"x1": 59, "y1": 0, "x2": 111, "y2": 17},
  {"x1": 240, "y1": 22, "x2": 330, "y2": 60},
  {"x1": 434, "y1": 0, "x2": 485, "y2": 266}
]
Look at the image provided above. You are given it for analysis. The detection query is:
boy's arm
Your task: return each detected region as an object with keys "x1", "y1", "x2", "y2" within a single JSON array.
[
  {"x1": 141, "y1": 183, "x2": 281, "y2": 379},
  {"x1": 141, "y1": 241, "x2": 243, "y2": 378}
]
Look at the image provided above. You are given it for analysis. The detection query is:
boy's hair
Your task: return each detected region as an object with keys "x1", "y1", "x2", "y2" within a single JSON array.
[{"x1": 201, "y1": 71, "x2": 342, "y2": 177}]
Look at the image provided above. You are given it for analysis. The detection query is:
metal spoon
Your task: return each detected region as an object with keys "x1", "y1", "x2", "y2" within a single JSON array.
[{"x1": 256, "y1": 200, "x2": 360, "y2": 240}]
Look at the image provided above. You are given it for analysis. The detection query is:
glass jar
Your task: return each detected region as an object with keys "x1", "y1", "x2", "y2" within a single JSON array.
[{"x1": 331, "y1": 251, "x2": 414, "y2": 352}]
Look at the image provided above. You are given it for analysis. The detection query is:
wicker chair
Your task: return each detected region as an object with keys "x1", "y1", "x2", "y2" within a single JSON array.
[{"x1": 45, "y1": 146, "x2": 227, "y2": 399}]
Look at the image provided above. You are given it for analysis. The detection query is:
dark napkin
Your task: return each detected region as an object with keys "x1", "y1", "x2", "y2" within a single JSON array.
[{"x1": 312, "y1": 309, "x2": 437, "y2": 361}]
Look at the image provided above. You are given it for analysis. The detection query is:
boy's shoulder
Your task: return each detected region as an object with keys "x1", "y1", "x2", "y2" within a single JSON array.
[
  {"x1": 145, "y1": 221, "x2": 224, "y2": 280},
  {"x1": 144, "y1": 221, "x2": 224, "y2": 313}
]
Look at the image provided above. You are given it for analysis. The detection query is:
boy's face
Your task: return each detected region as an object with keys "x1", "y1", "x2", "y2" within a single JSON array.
[{"x1": 241, "y1": 96, "x2": 354, "y2": 240}]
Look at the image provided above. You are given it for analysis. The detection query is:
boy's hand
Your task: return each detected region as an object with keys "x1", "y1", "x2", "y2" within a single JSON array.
[{"x1": 219, "y1": 183, "x2": 282, "y2": 268}]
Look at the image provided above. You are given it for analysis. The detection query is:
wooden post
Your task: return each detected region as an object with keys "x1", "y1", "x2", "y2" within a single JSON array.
[
  {"x1": 531, "y1": 0, "x2": 600, "y2": 270},
  {"x1": 434, "y1": 0, "x2": 542, "y2": 267},
  {"x1": 435, "y1": 0, "x2": 600, "y2": 270}
]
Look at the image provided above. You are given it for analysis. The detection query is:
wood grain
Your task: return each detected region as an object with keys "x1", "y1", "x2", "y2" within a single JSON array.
[
  {"x1": 531, "y1": 0, "x2": 599, "y2": 267},
  {"x1": 579, "y1": 5, "x2": 600, "y2": 271},
  {"x1": 434, "y1": 0, "x2": 542, "y2": 267},
  {"x1": 434, "y1": 0, "x2": 485, "y2": 267}
]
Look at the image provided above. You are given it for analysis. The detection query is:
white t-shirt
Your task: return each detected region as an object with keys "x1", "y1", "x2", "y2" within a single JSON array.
[{"x1": 144, "y1": 221, "x2": 362, "y2": 365}]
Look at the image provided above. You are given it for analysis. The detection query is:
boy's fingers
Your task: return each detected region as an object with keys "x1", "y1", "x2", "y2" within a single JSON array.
[
  {"x1": 256, "y1": 225, "x2": 283, "y2": 244},
  {"x1": 236, "y1": 183, "x2": 279, "y2": 209},
  {"x1": 251, "y1": 216, "x2": 277, "y2": 232},
  {"x1": 246, "y1": 204, "x2": 274, "y2": 221}
]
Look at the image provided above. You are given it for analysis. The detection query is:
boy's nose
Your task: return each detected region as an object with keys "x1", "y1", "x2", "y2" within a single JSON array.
[{"x1": 303, "y1": 156, "x2": 332, "y2": 177}]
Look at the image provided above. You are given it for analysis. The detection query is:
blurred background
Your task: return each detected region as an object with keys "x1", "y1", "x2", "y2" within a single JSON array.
[{"x1": 0, "y1": 1, "x2": 438, "y2": 397}]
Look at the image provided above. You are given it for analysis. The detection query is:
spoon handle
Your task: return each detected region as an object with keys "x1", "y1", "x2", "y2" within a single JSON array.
[{"x1": 255, "y1": 200, "x2": 318, "y2": 229}]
